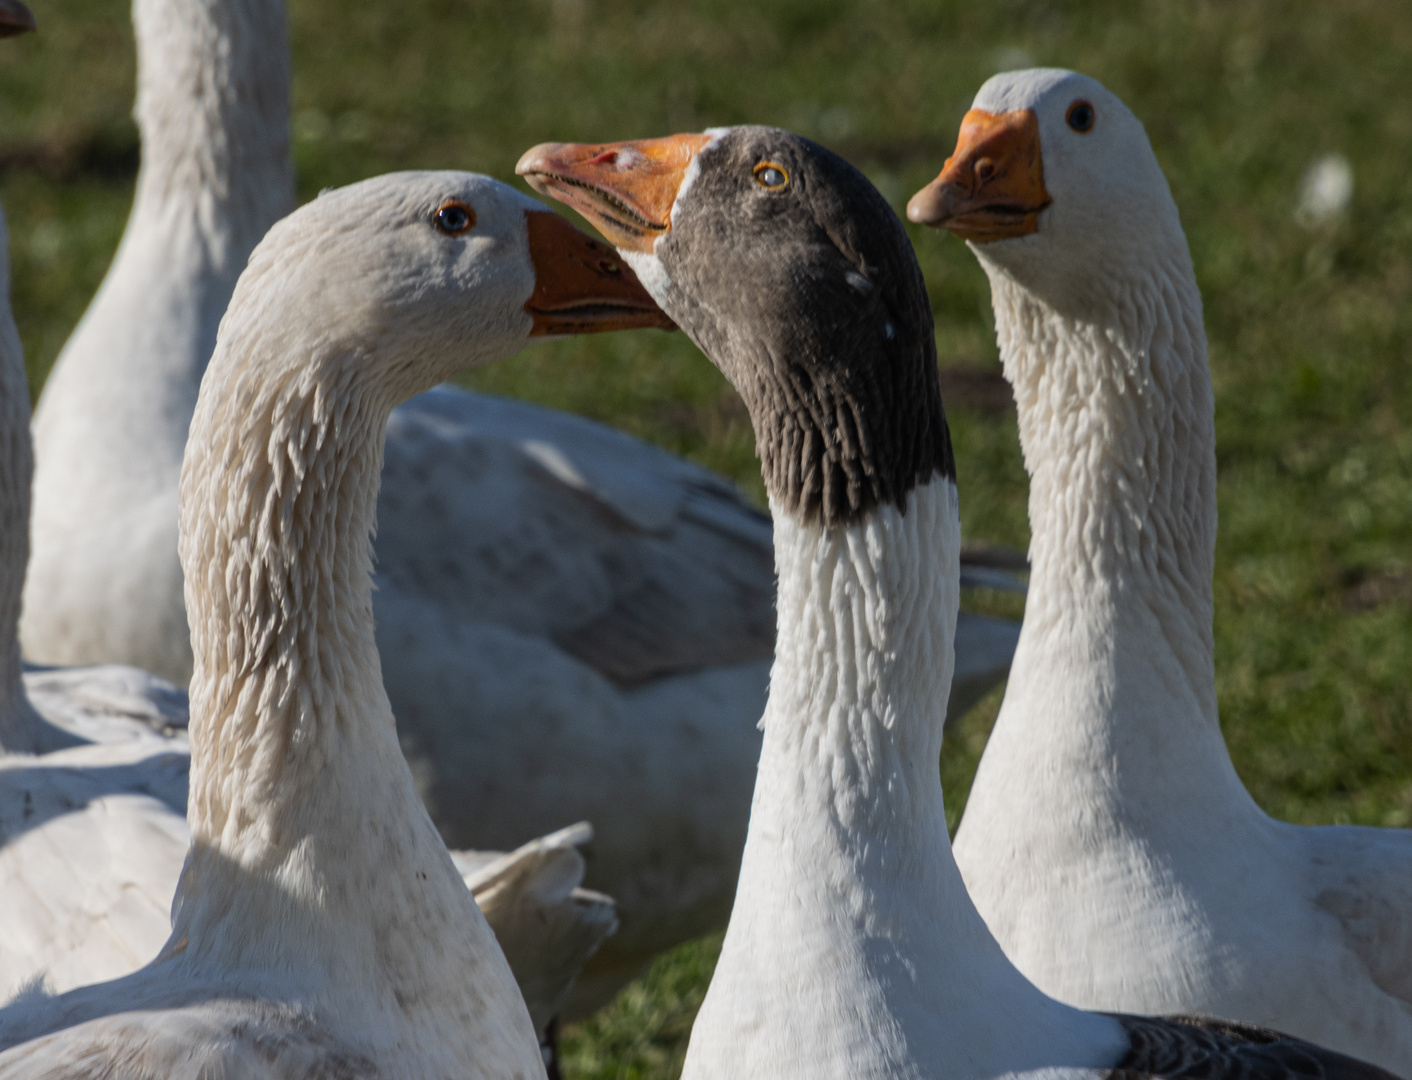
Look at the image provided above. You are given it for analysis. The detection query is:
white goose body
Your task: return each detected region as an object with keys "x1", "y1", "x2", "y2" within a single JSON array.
[
  {"x1": 0, "y1": 171, "x2": 667, "y2": 1075},
  {"x1": 908, "y1": 69, "x2": 1412, "y2": 1074}
]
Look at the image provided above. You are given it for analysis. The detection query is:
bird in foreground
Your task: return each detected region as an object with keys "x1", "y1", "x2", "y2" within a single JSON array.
[
  {"x1": 0, "y1": 12, "x2": 615, "y2": 1048},
  {"x1": 518, "y1": 126, "x2": 1400, "y2": 1080},
  {"x1": 907, "y1": 68, "x2": 1412, "y2": 1076},
  {"x1": 0, "y1": 171, "x2": 667, "y2": 1077},
  {"x1": 18, "y1": 0, "x2": 1018, "y2": 1011}
]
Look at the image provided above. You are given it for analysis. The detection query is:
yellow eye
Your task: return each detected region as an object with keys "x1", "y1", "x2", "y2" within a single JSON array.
[{"x1": 753, "y1": 161, "x2": 789, "y2": 190}]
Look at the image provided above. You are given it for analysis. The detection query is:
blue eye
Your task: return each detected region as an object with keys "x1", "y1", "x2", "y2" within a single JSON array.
[
  {"x1": 434, "y1": 202, "x2": 475, "y2": 235},
  {"x1": 753, "y1": 162, "x2": 789, "y2": 190}
]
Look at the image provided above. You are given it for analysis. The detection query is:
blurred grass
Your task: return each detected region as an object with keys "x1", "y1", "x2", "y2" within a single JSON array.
[{"x1": 2, "y1": 0, "x2": 1412, "y2": 1076}]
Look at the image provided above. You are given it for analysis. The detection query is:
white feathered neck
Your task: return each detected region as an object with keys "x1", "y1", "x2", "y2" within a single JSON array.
[
  {"x1": 130, "y1": 0, "x2": 292, "y2": 267},
  {"x1": 170, "y1": 229, "x2": 537, "y2": 1062},
  {"x1": 684, "y1": 477, "x2": 1124, "y2": 1079},
  {"x1": 962, "y1": 209, "x2": 1260, "y2": 843}
]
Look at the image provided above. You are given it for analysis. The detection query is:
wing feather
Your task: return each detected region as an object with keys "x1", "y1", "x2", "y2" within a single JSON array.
[{"x1": 1111, "y1": 1014, "x2": 1402, "y2": 1080}]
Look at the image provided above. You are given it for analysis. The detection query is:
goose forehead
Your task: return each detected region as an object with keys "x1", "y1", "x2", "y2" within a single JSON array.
[
  {"x1": 973, "y1": 68, "x2": 1101, "y2": 114},
  {"x1": 309, "y1": 171, "x2": 544, "y2": 231}
]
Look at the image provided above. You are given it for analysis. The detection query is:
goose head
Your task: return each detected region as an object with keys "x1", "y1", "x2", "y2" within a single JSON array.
[
  {"x1": 517, "y1": 127, "x2": 952, "y2": 526},
  {"x1": 907, "y1": 69, "x2": 1186, "y2": 314},
  {"x1": 215, "y1": 171, "x2": 672, "y2": 405},
  {"x1": 0, "y1": 0, "x2": 34, "y2": 36}
]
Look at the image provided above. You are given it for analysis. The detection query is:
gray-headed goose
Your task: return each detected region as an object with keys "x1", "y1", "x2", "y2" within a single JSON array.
[
  {"x1": 517, "y1": 126, "x2": 1396, "y2": 1080},
  {"x1": 0, "y1": 171, "x2": 665, "y2": 1076},
  {"x1": 908, "y1": 68, "x2": 1412, "y2": 1075}
]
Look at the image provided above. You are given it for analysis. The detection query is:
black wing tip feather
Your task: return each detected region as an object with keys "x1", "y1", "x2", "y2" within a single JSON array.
[{"x1": 1109, "y1": 1013, "x2": 1407, "y2": 1080}]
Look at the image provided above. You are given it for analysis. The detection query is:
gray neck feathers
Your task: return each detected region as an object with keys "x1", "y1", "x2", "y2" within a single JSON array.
[
  {"x1": 656, "y1": 237, "x2": 954, "y2": 529},
  {"x1": 744, "y1": 334, "x2": 955, "y2": 528}
]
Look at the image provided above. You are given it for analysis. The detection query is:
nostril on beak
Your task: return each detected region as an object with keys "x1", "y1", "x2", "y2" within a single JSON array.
[
  {"x1": 975, "y1": 158, "x2": 996, "y2": 185},
  {"x1": 588, "y1": 151, "x2": 618, "y2": 167},
  {"x1": 598, "y1": 259, "x2": 620, "y2": 274}
]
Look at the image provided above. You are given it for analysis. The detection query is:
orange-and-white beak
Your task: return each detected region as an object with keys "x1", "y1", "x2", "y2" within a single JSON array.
[
  {"x1": 0, "y1": 0, "x2": 35, "y2": 36},
  {"x1": 516, "y1": 135, "x2": 713, "y2": 254},
  {"x1": 523, "y1": 209, "x2": 676, "y2": 335},
  {"x1": 906, "y1": 109, "x2": 1050, "y2": 243}
]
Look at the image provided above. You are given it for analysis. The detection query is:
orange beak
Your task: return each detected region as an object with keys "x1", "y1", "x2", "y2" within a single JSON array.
[
  {"x1": 0, "y1": 0, "x2": 35, "y2": 36},
  {"x1": 516, "y1": 135, "x2": 713, "y2": 253},
  {"x1": 906, "y1": 109, "x2": 1050, "y2": 243},
  {"x1": 523, "y1": 210, "x2": 676, "y2": 336}
]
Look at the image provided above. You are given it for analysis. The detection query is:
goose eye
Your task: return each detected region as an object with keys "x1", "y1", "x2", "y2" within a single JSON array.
[
  {"x1": 753, "y1": 162, "x2": 789, "y2": 190},
  {"x1": 434, "y1": 201, "x2": 476, "y2": 235},
  {"x1": 1066, "y1": 100, "x2": 1095, "y2": 133}
]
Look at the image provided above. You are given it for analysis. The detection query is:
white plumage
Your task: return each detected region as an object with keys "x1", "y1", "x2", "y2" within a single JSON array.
[
  {"x1": 0, "y1": 171, "x2": 657, "y2": 1074},
  {"x1": 925, "y1": 69, "x2": 1412, "y2": 1075},
  {"x1": 19, "y1": 0, "x2": 1018, "y2": 1012}
]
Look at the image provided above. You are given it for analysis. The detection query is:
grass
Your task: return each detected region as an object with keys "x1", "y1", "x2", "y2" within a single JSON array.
[{"x1": 3, "y1": 0, "x2": 1411, "y2": 1075}]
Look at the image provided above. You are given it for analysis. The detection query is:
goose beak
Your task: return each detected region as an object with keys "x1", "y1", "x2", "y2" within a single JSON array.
[
  {"x1": 523, "y1": 209, "x2": 675, "y2": 336},
  {"x1": 516, "y1": 135, "x2": 713, "y2": 254},
  {"x1": 906, "y1": 109, "x2": 1050, "y2": 242},
  {"x1": 0, "y1": 0, "x2": 35, "y2": 36}
]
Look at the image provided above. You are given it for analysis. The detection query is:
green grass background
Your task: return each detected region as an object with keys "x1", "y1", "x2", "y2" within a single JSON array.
[{"x1": 2, "y1": 0, "x2": 1411, "y2": 1075}]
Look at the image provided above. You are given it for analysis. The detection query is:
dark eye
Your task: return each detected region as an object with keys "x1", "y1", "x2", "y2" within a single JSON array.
[
  {"x1": 753, "y1": 162, "x2": 789, "y2": 190},
  {"x1": 1066, "y1": 100, "x2": 1095, "y2": 133},
  {"x1": 434, "y1": 201, "x2": 475, "y2": 235}
]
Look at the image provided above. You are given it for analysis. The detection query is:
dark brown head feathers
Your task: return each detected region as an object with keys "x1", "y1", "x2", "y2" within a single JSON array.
[{"x1": 651, "y1": 126, "x2": 954, "y2": 527}]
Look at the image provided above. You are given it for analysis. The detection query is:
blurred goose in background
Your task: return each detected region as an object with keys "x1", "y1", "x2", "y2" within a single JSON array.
[
  {"x1": 18, "y1": 0, "x2": 1020, "y2": 1011},
  {"x1": 908, "y1": 68, "x2": 1412, "y2": 1074},
  {"x1": 0, "y1": 0, "x2": 192, "y2": 997},
  {"x1": 0, "y1": 171, "x2": 664, "y2": 1076},
  {"x1": 519, "y1": 125, "x2": 1397, "y2": 1080}
]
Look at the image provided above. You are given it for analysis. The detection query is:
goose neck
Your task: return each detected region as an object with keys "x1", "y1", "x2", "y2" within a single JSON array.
[
  {"x1": 171, "y1": 336, "x2": 504, "y2": 1032},
  {"x1": 988, "y1": 253, "x2": 1218, "y2": 718},
  {"x1": 755, "y1": 476, "x2": 960, "y2": 861},
  {"x1": 130, "y1": 0, "x2": 294, "y2": 263},
  {"x1": 691, "y1": 475, "x2": 1131, "y2": 1077}
]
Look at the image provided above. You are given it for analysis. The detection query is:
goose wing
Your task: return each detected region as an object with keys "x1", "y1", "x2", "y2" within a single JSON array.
[
  {"x1": 454, "y1": 822, "x2": 617, "y2": 1037},
  {"x1": 1111, "y1": 1014, "x2": 1402, "y2": 1080},
  {"x1": 1304, "y1": 823, "x2": 1412, "y2": 1010},
  {"x1": 0, "y1": 1000, "x2": 380, "y2": 1078},
  {"x1": 0, "y1": 743, "x2": 189, "y2": 1002},
  {"x1": 378, "y1": 386, "x2": 776, "y2": 687}
]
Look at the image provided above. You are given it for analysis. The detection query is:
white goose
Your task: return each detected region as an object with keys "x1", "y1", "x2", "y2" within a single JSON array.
[
  {"x1": 20, "y1": 0, "x2": 1018, "y2": 1009},
  {"x1": 0, "y1": 172, "x2": 660, "y2": 1073},
  {"x1": 519, "y1": 124, "x2": 1398, "y2": 1080},
  {"x1": 907, "y1": 68, "x2": 1412, "y2": 1075}
]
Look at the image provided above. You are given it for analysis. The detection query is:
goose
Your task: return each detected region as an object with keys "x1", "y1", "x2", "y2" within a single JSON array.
[
  {"x1": 20, "y1": 0, "x2": 1018, "y2": 1010},
  {"x1": 0, "y1": 171, "x2": 664, "y2": 1075},
  {"x1": 906, "y1": 68, "x2": 1412, "y2": 1075},
  {"x1": 0, "y1": 8, "x2": 614, "y2": 1039},
  {"x1": 516, "y1": 126, "x2": 1401, "y2": 1080}
]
